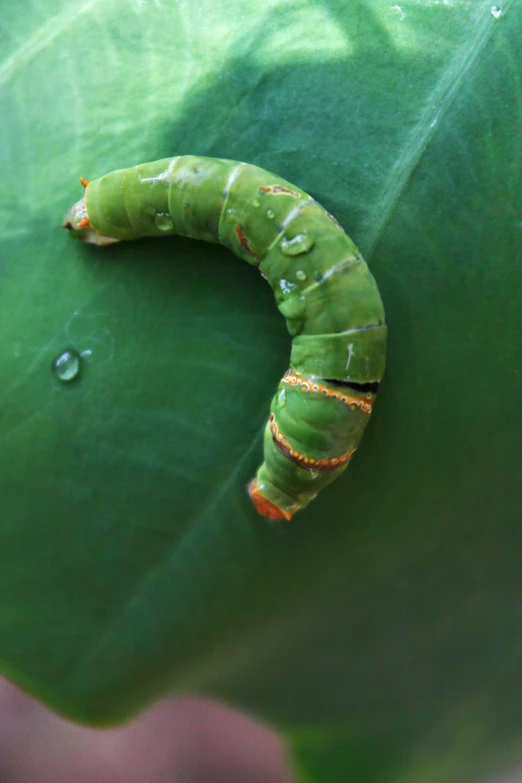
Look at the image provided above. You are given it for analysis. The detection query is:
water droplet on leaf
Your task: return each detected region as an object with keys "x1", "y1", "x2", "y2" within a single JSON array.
[
  {"x1": 52, "y1": 349, "x2": 81, "y2": 383},
  {"x1": 296, "y1": 270, "x2": 307, "y2": 281},
  {"x1": 390, "y1": 4, "x2": 405, "y2": 20},
  {"x1": 266, "y1": 209, "x2": 275, "y2": 220},
  {"x1": 491, "y1": 5, "x2": 502, "y2": 18}
]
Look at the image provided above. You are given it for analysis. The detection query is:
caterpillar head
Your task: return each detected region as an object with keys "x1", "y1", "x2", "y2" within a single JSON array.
[{"x1": 63, "y1": 196, "x2": 120, "y2": 247}]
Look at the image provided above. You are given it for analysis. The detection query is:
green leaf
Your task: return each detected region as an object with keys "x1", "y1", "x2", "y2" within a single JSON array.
[{"x1": 1, "y1": 1, "x2": 521, "y2": 780}]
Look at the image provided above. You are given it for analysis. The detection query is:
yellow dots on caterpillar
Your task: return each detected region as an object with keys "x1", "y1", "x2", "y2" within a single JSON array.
[
  {"x1": 281, "y1": 371, "x2": 374, "y2": 414},
  {"x1": 269, "y1": 413, "x2": 354, "y2": 472}
]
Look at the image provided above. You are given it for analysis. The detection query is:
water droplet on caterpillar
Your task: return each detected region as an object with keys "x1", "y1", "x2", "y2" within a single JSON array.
[
  {"x1": 154, "y1": 213, "x2": 174, "y2": 231},
  {"x1": 52, "y1": 349, "x2": 81, "y2": 383},
  {"x1": 279, "y1": 279, "x2": 297, "y2": 295},
  {"x1": 280, "y1": 233, "x2": 315, "y2": 256}
]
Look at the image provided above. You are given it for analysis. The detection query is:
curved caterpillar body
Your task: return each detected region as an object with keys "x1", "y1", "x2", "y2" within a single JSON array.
[{"x1": 64, "y1": 156, "x2": 386, "y2": 520}]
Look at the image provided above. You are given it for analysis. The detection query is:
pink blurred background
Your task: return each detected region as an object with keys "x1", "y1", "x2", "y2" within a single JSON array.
[
  {"x1": 0, "y1": 679, "x2": 292, "y2": 782},
  {"x1": 3, "y1": 679, "x2": 522, "y2": 782}
]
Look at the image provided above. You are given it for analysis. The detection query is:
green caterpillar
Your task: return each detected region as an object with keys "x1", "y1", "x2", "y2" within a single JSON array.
[{"x1": 63, "y1": 156, "x2": 387, "y2": 520}]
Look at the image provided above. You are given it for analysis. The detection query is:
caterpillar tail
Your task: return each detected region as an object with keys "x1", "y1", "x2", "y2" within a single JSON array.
[{"x1": 248, "y1": 479, "x2": 294, "y2": 521}]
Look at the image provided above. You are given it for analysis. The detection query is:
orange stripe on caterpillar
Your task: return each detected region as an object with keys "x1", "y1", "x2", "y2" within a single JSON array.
[
  {"x1": 281, "y1": 371, "x2": 374, "y2": 414},
  {"x1": 248, "y1": 478, "x2": 292, "y2": 521},
  {"x1": 258, "y1": 185, "x2": 301, "y2": 197},
  {"x1": 234, "y1": 225, "x2": 259, "y2": 261},
  {"x1": 269, "y1": 414, "x2": 354, "y2": 472}
]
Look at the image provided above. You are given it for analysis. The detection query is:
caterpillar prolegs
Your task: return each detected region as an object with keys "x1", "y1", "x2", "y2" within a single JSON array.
[{"x1": 64, "y1": 156, "x2": 387, "y2": 520}]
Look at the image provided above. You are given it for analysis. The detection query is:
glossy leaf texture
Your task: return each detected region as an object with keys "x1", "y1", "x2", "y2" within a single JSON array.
[{"x1": 1, "y1": 1, "x2": 521, "y2": 781}]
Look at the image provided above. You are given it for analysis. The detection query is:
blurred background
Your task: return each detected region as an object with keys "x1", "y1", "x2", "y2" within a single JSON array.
[{"x1": 0, "y1": 680, "x2": 292, "y2": 783}]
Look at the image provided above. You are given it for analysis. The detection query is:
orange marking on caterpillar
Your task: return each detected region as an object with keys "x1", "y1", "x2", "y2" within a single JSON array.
[
  {"x1": 281, "y1": 371, "x2": 374, "y2": 414},
  {"x1": 78, "y1": 218, "x2": 90, "y2": 228},
  {"x1": 248, "y1": 478, "x2": 292, "y2": 521},
  {"x1": 234, "y1": 225, "x2": 259, "y2": 261},
  {"x1": 269, "y1": 414, "x2": 354, "y2": 472},
  {"x1": 79, "y1": 177, "x2": 90, "y2": 188},
  {"x1": 258, "y1": 185, "x2": 301, "y2": 197}
]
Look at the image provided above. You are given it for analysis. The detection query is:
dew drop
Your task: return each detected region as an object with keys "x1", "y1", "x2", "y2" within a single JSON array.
[
  {"x1": 279, "y1": 278, "x2": 297, "y2": 295},
  {"x1": 491, "y1": 5, "x2": 501, "y2": 17},
  {"x1": 154, "y1": 212, "x2": 174, "y2": 231},
  {"x1": 296, "y1": 269, "x2": 307, "y2": 281},
  {"x1": 280, "y1": 233, "x2": 315, "y2": 256},
  {"x1": 266, "y1": 209, "x2": 275, "y2": 220},
  {"x1": 252, "y1": 199, "x2": 260, "y2": 208},
  {"x1": 390, "y1": 4, "x2": 405, "y2": 20},
  {"x1": 52, "y1": 349, "x2": 81, "y2": 383}
]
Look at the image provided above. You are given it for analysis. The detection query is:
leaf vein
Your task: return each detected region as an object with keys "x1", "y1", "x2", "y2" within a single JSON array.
[
  {"x1": 366, "y1": 0, "x2": 514, "y2": 258},
  {"x1": 0, "y1": 0, "x2": 100, "y2": 89}
]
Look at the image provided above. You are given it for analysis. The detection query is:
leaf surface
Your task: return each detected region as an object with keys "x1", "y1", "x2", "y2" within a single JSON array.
[{"x1": 1, "y1": 1, "x2": 521, "y2": 779}]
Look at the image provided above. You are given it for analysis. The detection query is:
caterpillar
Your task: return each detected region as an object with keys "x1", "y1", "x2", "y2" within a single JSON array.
[{"x1": 63, "y1": 156, "x2": 387, "y2": 520}]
